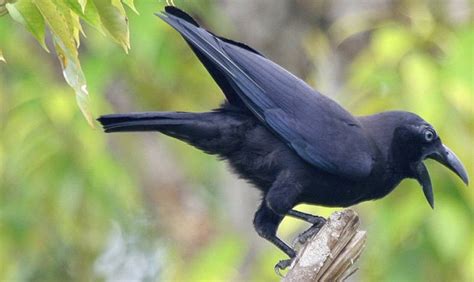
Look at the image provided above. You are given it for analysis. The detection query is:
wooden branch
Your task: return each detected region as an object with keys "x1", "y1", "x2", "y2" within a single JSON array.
[{"x1": 283, "y1": 209, "x2": 367, "y2": 282}]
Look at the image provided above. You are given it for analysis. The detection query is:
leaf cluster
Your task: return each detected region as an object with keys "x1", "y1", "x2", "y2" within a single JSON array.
[{"x1": 1, "y1": 0, "x2": 137, "y2": 125}]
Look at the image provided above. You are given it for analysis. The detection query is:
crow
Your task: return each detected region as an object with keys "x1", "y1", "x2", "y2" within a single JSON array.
[{"x1": 98, "y1": 6, "x2": 469, "y2": 271}]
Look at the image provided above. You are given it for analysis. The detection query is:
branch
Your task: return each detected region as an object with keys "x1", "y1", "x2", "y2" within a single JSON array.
[{"x1": 283, "y1": 209, "x2": 367, "y2": 282}]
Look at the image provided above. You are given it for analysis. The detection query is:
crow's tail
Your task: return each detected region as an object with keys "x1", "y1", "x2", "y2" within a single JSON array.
[
  {"x1": 97, "y1": 110, "x2": 246, "y2": 155},
  {"x1": 97, "y1": 112, "x2": 195, "y2": 133}
]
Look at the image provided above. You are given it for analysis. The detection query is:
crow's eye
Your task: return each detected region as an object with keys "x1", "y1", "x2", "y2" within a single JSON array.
[{"x1": 424, "y1": 130, "x2": 435, "y2": 142}]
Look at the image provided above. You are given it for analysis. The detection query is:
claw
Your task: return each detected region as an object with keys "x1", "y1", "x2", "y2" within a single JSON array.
[
  {"x1": 274, "y1": 259, "x2": 293, "y2": 277},
  {"x1": 293, "y1": 221, "x2": 325, "y2": 247}
]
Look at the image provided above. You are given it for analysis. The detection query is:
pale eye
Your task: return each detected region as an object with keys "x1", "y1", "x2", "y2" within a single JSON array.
[{"x1": 424, "y1": 130, "x2": 435, "y2": 142}]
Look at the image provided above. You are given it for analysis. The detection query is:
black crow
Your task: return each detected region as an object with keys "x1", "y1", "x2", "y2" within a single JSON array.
[{"x1": 98, "y1": 6, "x2": 469, "y2": 270}]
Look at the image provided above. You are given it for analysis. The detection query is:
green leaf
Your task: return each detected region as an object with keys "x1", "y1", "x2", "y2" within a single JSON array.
[
  {"x1": 94, "y1": 0, "x2": 130, "y2": 52},
  {"x1": 53, "y1": 0, "x2": 82, "y2": 47},
  {"x1": 6, "y1": 0, "x2": 48, "y2": 51},
  {"x1": 121, "y1": 0, "x2": 137, "y2": 14},
  {"x1": 34, "y1": 0, "x2": 77, "y2": 58},
  {"x1": 3, "y1": 0, "x2": 134, "y2": 126},
  {"x1": 54, "y1": 38, "x2": 94, "y2": 127},
  {"x1": 71, "y1": 11, "x2": 83, "y2": 45},
  {"x1": 34, "y1": 0, "x2": 94, "y2": 126},
  {"x1": 64, "y1": 0, "x2": 103, "y2": 32},
  {"x1": 111, "y1": 0, "x2": 124, "y2": 14}
]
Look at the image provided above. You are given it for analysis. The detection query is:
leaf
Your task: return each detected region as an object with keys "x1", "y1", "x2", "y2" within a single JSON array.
[
  {"x1": 6, "y1": 0, "x2": 48, "y2": 51},
  {"x1": 54, "y1": 38, "x2": 94, "y2": 127},
  {"x1": 71, "y1": 11, "x2": 83, "y2": 45},
  {"x1": 121, "y1": 0, "x2": 137, "y2": 14},
  {"x1": 53, "y1": 0, "x2": 83, "y2": 47},
  {"x1": 4, "y1": 0, "x2": 133, "y2": 126},
  {"x1": 0, "y1": 49, "x2": 5, "y2": 63},
  {"x1": 78, "y1": 0, "x2": 87, "y2": 12},
  {"x1": 64, "y1": 0, "x2": 103, "y2": 32},
  {"x1": 34, "y1": 0, "x2": 94, "y2": 126},
  {"x1": 34, "y1": 0, "x2": 77, "y2": 59},
  {"x1": 111, "y1": 0, "x2": 125, "y2": 14},
  {"x1": 94, "y1": 0, "x2": 130, "y2": 52}
]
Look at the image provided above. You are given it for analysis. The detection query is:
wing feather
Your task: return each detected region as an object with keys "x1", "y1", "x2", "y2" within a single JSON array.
[{"x1": 158, "y1": 8, "x2": 375, "y2": 179}]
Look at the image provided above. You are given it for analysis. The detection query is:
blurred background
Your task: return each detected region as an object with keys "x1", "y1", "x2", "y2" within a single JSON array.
[{"x1": 1, "y1": 0, "x2": 473, "y2": 281}]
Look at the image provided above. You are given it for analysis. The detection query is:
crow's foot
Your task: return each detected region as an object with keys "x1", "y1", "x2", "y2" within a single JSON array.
[
  {"x1": 293, "y1": 220, "x2": 326, "y2": 247},
  {"x1": 274, "y1": 259, "x2": 293, "y2": 277}
]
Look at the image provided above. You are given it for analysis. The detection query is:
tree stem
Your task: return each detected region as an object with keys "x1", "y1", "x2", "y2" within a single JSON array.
[{"x1": 283, "y1": 209, "x2": 367, "y2": 282}]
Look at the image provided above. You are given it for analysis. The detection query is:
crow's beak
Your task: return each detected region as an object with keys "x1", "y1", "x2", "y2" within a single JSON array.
[
  {"x1": 427, "y1": 144, "x2": 469, "y2": 185},
  {"x1": 411, "y1": 162, "x2": 434, "y2": 209}
]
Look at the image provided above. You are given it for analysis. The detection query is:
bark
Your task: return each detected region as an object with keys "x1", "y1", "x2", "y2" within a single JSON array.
[{"x1": 283, "y1": 209, "x2": 366, "y2": 282}]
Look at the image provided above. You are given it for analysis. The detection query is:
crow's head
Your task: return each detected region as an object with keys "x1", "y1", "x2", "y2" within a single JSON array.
[{"x1": 390, "y1": 112, "x2": 469, "y2": 208}]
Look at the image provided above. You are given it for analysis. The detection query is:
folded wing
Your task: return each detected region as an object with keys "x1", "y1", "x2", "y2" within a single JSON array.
[{"x1": 158, "y1": 7, "x2": 375, "y2": 179}]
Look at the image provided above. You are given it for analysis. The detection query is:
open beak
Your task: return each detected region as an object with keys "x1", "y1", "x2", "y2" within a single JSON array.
[
  {"x1": 411, "y1": 144, "x2": 468, "y2": 209},
  {"x1": 411, "y1": 162, "x2": 434, "y2": 209},
  {"x1": 427, "y1": 144, "x2": 469, "y2": 185}
]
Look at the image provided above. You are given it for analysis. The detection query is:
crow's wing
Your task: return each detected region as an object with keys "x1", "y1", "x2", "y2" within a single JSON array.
[
  {"x1": 161, "y1": 6, "x2": 263, "y2": 108},
  {"x1": 158, "y1": 7, "x2": 375, "y2": 179}
]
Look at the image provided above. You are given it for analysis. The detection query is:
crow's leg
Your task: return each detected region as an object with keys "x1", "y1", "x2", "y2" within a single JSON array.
[
  {"x1": 287, "y1": 209, "x2": 326, "y2": 244},
  {"x1": 287, "y1": 210, "x2": 326, "y2": 224},
  {"x1": 287, "y1": 210, "x2": 326, "y2": 245},
  {"x1": 253, "y1": 203, "x2": 295, "y2": 257},
  {"x1": 261, "y1": 171, "x2": 303, "y2": 274},
  {"x1": 253, "y1": 203, "x2": 295, "y2": 275}
]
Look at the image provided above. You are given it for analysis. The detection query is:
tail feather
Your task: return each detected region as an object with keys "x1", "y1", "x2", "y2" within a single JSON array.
[
  {"x1": 98, "y1": 109, "x2": 248, "y2": 155},
  {"x1": 97, "y1": 112, "x2": 192, "y2": 133}
]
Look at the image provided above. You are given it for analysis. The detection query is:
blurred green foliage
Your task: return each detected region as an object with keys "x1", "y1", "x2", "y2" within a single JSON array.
[
  {"x1": 1, "y1": 1, "x2": 472, "y2": 281},
  {"x1": 1, "y1": 0, "x2": 137, "y2": 126}
]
